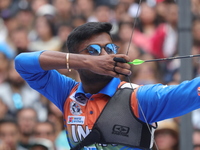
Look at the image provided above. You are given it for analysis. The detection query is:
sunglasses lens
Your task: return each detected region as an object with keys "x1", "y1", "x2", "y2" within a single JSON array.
[
  {"x1": 87, "y1": 45, "x2": 101, "y2": 55},
  {"x1": 105, "y1": 44, "x2": 118, "y2": 54}
]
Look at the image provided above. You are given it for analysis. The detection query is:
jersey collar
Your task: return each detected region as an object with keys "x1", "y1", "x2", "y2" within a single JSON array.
[{"x1": 75, "y1": 77, "x2": 121, "y2": 98}]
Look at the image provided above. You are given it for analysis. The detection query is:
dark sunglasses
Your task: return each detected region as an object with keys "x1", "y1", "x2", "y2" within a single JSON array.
[{"x1": 79, "y1": 43, "x2": 119, "y2": 55}]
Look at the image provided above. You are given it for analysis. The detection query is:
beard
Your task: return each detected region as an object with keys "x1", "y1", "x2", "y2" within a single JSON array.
[{"x1": 78, "y1": 69, "x2": 113, "y2": 85}]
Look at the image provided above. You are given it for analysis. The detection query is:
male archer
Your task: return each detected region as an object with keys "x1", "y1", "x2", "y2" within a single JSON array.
[{"x1": 15, "y1": 22, "x2": 200, "y2": 150}]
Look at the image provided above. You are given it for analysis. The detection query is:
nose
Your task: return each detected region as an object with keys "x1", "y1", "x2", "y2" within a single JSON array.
[{"x1": 100, "y1": 47, "x2": 108, "y2": 55}]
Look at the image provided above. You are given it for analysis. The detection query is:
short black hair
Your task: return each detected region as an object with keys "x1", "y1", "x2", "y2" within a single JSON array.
[{"x1": 66, "y1": 22, "x2": 113, "y2": 53}]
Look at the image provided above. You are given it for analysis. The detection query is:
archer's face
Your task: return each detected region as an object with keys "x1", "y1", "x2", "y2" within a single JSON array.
[{"x1": 77, "y1": 32, "x2": 114, "y2": 83}]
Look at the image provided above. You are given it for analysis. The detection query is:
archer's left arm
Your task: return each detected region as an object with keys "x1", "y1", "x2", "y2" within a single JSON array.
[{"x1": 136, "y1": 77, "x2": 200, "y2": 124}]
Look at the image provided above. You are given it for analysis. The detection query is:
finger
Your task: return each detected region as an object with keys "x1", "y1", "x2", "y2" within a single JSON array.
[
  {"x1": 107, "y1": 68, "x2": 119, "y2": 78},
  {"x1": 113, "y1": 61, "x2": 119, "y2": 73},
  {"x1": 116, "y1": 62, "x2": 131, "y2": 70},
  {"x1": 114, "y1": 66, "x2": 132, "y2": 76}
]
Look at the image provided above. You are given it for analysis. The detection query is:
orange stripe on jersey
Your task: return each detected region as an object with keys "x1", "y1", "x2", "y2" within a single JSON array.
[
  {"x1": 118, "y1": 81, "x2": 140, "y2": 118},
  {"x1": 131, "y1": 88, "x2": 139, "y2": 118}
]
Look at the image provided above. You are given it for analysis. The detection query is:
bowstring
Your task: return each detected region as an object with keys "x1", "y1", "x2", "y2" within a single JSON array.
[
  {"x1": 126, "y1": 0, "x2": 141, "y2": 55},
  {"x1": 125, "y1": 0, "x2": 159, "y2": 149}
]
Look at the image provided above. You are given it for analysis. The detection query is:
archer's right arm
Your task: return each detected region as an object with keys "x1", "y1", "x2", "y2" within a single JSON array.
[{"x1": 14, "y1": 50, "x2": 77, "y2": 112}]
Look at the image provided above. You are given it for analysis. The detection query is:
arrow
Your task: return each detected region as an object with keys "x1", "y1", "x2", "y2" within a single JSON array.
[{"x1": 128, "y1": 54, "x2": 200, "y2": 65}]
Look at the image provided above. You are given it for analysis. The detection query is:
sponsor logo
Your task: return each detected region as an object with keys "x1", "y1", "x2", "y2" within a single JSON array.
[
  {"x1": 70, "y1": 101, "x2": 82, "y2": 115},
  {"x1": 112, "y1": 125, "x2": 129, "y2": 137},
  {"x1": 67, "y1": 116, "x2": 85, "y2": 124}
]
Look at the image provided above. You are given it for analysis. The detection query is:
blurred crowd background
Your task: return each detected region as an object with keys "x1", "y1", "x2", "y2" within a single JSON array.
[{"x1": 0, "y1": 0, "x2": 200, "y2": 150}]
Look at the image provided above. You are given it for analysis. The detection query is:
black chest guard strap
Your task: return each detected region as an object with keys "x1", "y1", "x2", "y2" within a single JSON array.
[{"x1": 71, "y1": 85, "x2": 157, "y2": 150}]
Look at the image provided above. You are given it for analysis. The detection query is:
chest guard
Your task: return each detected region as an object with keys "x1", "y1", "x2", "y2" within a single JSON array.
[{"x1": 71, "y1": 84, "x2": 156, "y2": 150}]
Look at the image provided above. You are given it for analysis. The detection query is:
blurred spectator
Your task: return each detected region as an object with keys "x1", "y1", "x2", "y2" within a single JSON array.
[
  {"x1": 132, "y1": 2, "x2": 159, "y2": 55},
  {"x1": 0, "y1": 0, "x2": 19, "y2": 15},
  {"x1": 0, "y1": 0, "x2": 11, "y2": 11},
  {"x1": 73, "y1": 0, "x2": 95, "y2": 19},
  {"x1": 153, "y1": 119, "x2": 179, "y2": 150},
  {"x1": 31, "y1": 0, "x2": 49, "y2": 14},
  {"x1": 193, "y1": 129, "x2": 200, "y2": 150},
  {"x1": 114, "y1": 3, "x2": 129, "y2": 23},
  {"x1": 0, "y1": 97, "x2": 11, "y2": 120},
  {"x1": 118, "y1": 22, "x2": 134, "y2": 43},
  {"x1": 88, "y1": 4, "x2": 118, "y2": 34},
  {"x1": 33, "y1": 121, "x2": 67, "y2": 150},
  {"x1": 47, "y1": 102, "x2": 70, "y2": 150},
  {"x1": 1, "y1": 8, "x2": 20, "y2": 49},
  {"x1": 88, "y1": 5, "x2": 114, "y2": 22},
  {"x1": 155, "y1": 1, "x2": 167, "y2": 24},
  {"x1": 29, "y1": 138, "x2": 54, "y2": 150},
  {"x1": 29, "y1": 15, "x2": 62, "y2": 51},
  {"x1": 16, "y1": 108, "x2": 38, "y2": 149},
  {"x1": 10, "y1": 27, "x2": 32, "y2": 55},
  {"x1": 0, "y1": 52, "x2": 9, "y2": 84},
  {"x1": 152, "y1": 2, "x2": 178, "y2": 58},
  {"x1": 119, "y1": 0, "x2": 140, "y2": 18},
  {"x1": 118, "y1": 12, "x2": 134, "y2": 24},
  {"x1": 192, "y1": 19, "x2": 200, "y2": 77},
  {"x1": 57, "y1": 23, "x2": 73, "y2": 51},
  {"x1": 191, "y1": 0, "x2": 200, "y2": 18},
  {"x1": 15, "y1": 4, "x2": 36, "y2": 41},
  {"x1": 151, "y1": 2, "x2": 179, "y2": 83},
  {"x1": 52, "y1": 0, "x2": 73, "y2": 24},
  {"x1": 47, "y1": 102, "x2": 63, "y2": 138},
  {"x1": 70, "y1": 15, "x2": 87, "y2": 29},
  {"x1": 0, "y1": 60, "x2": 45, "y2": 120},
  {"x1": 0, "y1": 119, "x2": 27, "y2": 150}
]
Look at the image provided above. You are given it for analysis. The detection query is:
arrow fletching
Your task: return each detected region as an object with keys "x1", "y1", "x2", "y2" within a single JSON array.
[{"x1": 128, "y1": 59, "x2": 145, "y2": 65}]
